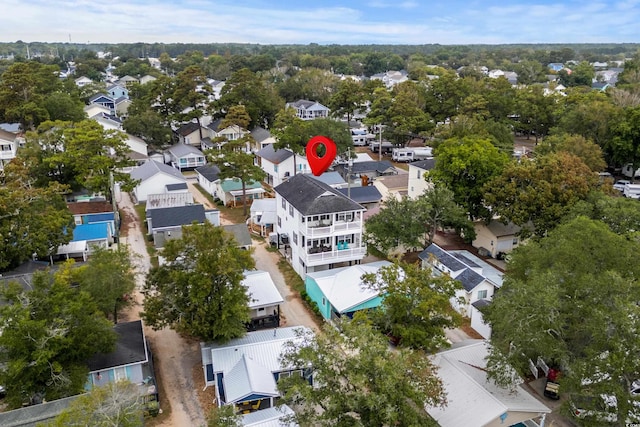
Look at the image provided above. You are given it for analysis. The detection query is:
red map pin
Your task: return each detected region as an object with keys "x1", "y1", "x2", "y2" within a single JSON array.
[{"x1": 306, "y1": 135, "x2": 337, "y2": 176}]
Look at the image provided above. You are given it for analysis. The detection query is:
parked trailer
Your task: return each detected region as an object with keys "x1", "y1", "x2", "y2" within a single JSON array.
[
  {"x1": 623, "y1": 183, "x2": 640, "y2": 199},
  {"x1": 392, "y1": 148, "x2": 414, "y2": 162},
  {"x1": 412, "y1": 147, "x2": 433, "y2": 160},
  {"x1": 370, "y1": 141, "x2": 394, "y2": 154}
]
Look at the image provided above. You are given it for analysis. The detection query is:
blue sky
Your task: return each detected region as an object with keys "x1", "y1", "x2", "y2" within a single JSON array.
[{"x1": 3, "y1": 0, "x2": 640, "y2": 45}]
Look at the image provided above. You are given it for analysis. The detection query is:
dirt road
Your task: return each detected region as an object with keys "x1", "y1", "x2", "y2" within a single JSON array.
[{"x1": 117, "y1": 192, "x2": 207, "y2": 427}]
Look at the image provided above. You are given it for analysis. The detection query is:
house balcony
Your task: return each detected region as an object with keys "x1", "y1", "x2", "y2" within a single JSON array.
[
  {"x1": 304, "y1": 244, "x2": 367, "y2": 266},
  {"x1": 0, "y1": 148, "x2": 16, "y2": 161},
  {"x1": 302, "y1": 219, "x2": 363, "y2": 238}
]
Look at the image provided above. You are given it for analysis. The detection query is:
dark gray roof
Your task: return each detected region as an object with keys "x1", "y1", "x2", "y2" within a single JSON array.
[
  {"x1": 86, "y1": 320, "x2": 147, "y2": 372},
  {"x1": 222, "y1": 224, "x2": 253, "y2": 248},
  {"x1": 89, "y1": 93, "x2": 113, "y2": 103},
  {"x1": 166, "y1": 182, "x2": 188, "y2": 191},
  {"x1": 196, "y1": 164, "x2": 221, "y2": 182},
  {"x1": 207, "y1": 118, "x2": 223, "y2": 132},
  {"x1": 418, "y1": 243, "x2": 467, "y2": 272},
  {"x1": 147, "y1": 204, "x2": 206, "y2": 229},
  {"x1": 452, "y1": 252, "x2": 480, "y2": 268},
  {"x1": 256, "y1": 144, "x2": 293, "y2": 164},
  {"x1": 455, "y1": 268, "x2": 485, "y2": 292},
  {"x1": 176, "y1": 122, "x2": 201, "y2": 136},
  {"x1": 350, "y1": 160, "x2": 396, "y2": 174},
  {"x1": 410, "y1": 158, "x2": 436, "y2": 170},
  {"x1": 250, "y1": 126, "x2": 272, "y2": 143},
  {"x1": 275, "y1": 173, "x2": 364, "y2": 215},
  {"x1": 0, "y1": 395, "x2": 80, "y2": 427},
  {"x1": 472, "y1": 299, "x2": 491, "y2": 310},
  {"x1": 485, "y1": 220, "x2": 521, "y2": 237},
  {"x1": 337, "y1": 186, "x2": 382, "y2": 204}
]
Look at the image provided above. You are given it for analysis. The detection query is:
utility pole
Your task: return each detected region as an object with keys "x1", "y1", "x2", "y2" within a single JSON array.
[
  {"x1": 378, "y1": 124, "x2": 383, "y2": 162},
  {"x1": 347, "y1": 148, "x2": 352, "y2": 199}
]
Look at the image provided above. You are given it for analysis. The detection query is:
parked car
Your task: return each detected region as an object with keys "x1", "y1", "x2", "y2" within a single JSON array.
[{"x1": 613, "y1": 180, "x2": 631, "y2": 192}]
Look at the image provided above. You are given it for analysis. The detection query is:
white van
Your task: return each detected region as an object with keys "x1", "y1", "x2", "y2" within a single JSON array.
[{"x1": 624, "y1": 183, "x2": 640, "y2": 199}]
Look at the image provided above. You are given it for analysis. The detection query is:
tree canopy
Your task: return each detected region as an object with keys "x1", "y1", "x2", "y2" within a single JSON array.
[
  {"x1": 485, "y1": 217, "x2": 640, "y2": 423},
  {"x1": 141, "y1": 222, "x2": 255, "y2": 341},
  {"x1": 278, "y1": 320, "x2": 444, "y2": 426},
  {"x1": 0, "y1": 262, "x2": 117, "y2": 408}
]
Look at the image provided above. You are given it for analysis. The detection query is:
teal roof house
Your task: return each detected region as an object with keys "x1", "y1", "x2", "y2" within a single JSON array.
[{"x1": 305, "y1": 260, "x2": 393, "y2": 321}]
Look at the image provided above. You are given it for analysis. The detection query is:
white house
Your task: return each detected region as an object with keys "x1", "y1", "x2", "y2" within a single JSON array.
[
  {"x1": 200, "y1": 326, "x2": 313, "y2": 413},
  {"x1": 195, "y1": 164, "x2": 221, "y2": 197},
  {"x1": 255, "y1": 145, "x2": 311, "y2": 187},
  {"x1": 164, "y1": 143, "x2": 207, "y2": 170},
  {"x1": 250, "y1": 126, "x2": 276, "y2": 150},
  {"x1": 129, "y1": 160, "x2": 187, "y2": 203},
  {"x1": 243, "y1": 270, "x2": 284, "y2": 330},
  {"x1": 274, "y1": 173, "x2": 366, "y2": 279},
  {"x1": 285, "y1": 100, "x2": 330, "y2": 120},
  {"x1": 472, "y1": 220, "x2": 522, "y2": 259},
  {"x1": 373, "y1": 174, "x2": 408, "y2": 202},
  {"x1": 418, "y1": 243, "x2": 503, "y2": 327},
  {"x1": 84, "y1": 103, "x2": 112, "y2": 119},
  {"x1": 369, "y1": 70, "x2": 409, "y2": 89},
  {"x1": 408, "y1": 159, "x2": 435, "y2": 199},
  {"x1": 0, "y1": 128, "x2": 24, "y2": 172},
  {"x1": 249, "y1": 198, "x2": 277, "y2": 237},
  {"x1": 207, "y1": 119, "x2": 250, "y2": 144},
  {"x1": 427, "y1": 341, "x2": 550, "y2": 427},
  {"x1": 74, "y1": 76, "x2": 93, "y2": 87}
]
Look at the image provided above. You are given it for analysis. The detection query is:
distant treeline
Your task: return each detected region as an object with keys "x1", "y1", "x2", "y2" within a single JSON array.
[{"x1": 2, "y1": 41, "x2": 640, "y2": 62}]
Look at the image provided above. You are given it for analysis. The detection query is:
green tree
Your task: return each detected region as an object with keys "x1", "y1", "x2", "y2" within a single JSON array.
[
  {"x1": 0, "y1": 262, "x2": 117, "y2": 408},
  {"x1": 123, "y1": 109, "x2": 173, "y2": 149},
  {"x1": 328, "y1": 79, "x2": 365, "y2": 123},
  {"x1": 535, "y1": 133, "x2": 607, "y2": 172},
  {"x1": 0, "y1": 61, "x2": 61, "y2": 130},
  {"x1": 565, "y1": 192, "x2": 640, "y2": 238},
  {"x1": 214, "y1": 138, "x2": 266, "y2": 216},
  {"x1": 609, "y1": 105, "x2": 640, "y2": 177},
  {"x1": 278, "y1": 320, "x2": 443, "y2": 426},
  {"x1": 172, "y1": 65, "x2": 212, "y2": 140},
  {"x1": 362, "y1": 263, "x2": 462, "y2": 351},
  {"x1": 0, "y1": 161, "x2": 73, "y2": 270},
  {"x1": 416, "y1": 182, "x2": 473, "y2": 244},
  {"x1": 271, "y1": 107, "x2": 308, "y2": 176},
  {"x1": 304, "y1": 118, "x2": 353, "y2": 155},
  {"x1": 484, "y1": 152, "x2": 602, "y2": 237},
  {"x1": 77, "y1": 246, "x2": 138, "y2": 323},
  {"x1": 277, "y1": 68, "x2": 338, "y2": 104},
  {"x1": 364, "y1": 196, "x2": 425, "y2": 255},
  {"x1": 513, "y1": 85, "x2": 557, "y2": 142},
  {"x1": 485, "y1": 217, "x2": 640, "y2": 423},
  {"x1": 219, "y1": 104, "x2": 251, "y2": 131},
  {"x1": 141, "y1": 222, "x2": 255, "y2": 341},
  {"x1": 43, "y1": 380, "x2": 145, "y2": 427},
  {"x1": 42, "y1": 92, "x2": 86, "y2": 122},
  {"x1": 431, "y1": 136, "x2": 509, "y2": 219},
  {"x1": 207, "y1": 405, "x2": 242, "y2": 427}
]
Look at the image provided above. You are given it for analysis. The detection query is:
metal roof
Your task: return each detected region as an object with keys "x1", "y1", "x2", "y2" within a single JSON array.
[
  {"x1": 310, "y1": 172, "x2": 346, "y2": 187},
  {"x1": 243, "y1": 270, "x2": 284, "y2": 309},
  {"x1": 224, "y1": 353, "x2": 280, "y2": 403},
  {"x1": 241, "y1": 405, "x2": 298, "y2": 427},
  {"x1": 72, "y1": 223, "x2": 109, "y2": 241}
]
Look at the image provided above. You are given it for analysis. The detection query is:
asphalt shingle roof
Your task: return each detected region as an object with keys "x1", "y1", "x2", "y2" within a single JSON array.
[
  {"x1": 176, "y1": 122, "x2": 201, "y2": 136},
  {"x1": 250, "y1": 126, "x2": 272, "y2": 143},
  {"x1": 337, "y1": 186, "x2": 382, "y2": 204},
  {"x1": 275, "y1": 173, "x2": 364, "y2": 215},
  {"x1": 129, "y1": 160, "x2": 186, "y2": 182},
  {"x1": 256, "y1": 144, "x2": 293, "y2": 164},
  {"x1": 167, "y1": 143, "x2": 204, "y2": 158},
  {"x1": 87, "y1": 320, "x2": 147, "y2": 372},
  {"x1": 350, "y1": 160, "x2": 396, "y2": 174},
  {"x1": 196, "y1": 164, "x2": 221, "y2": 182},
  {"x1": 418, "y1": 243, "x2": 467, "y2": 272},
  {"x1": 147, "y1": 204, "x2": 206, "y2": 229},
  {"x1": 410, "y1": 158, "x2": 436, "y2": 170},
  {"x1": 455, "y1": 268, "x2": 485, "y2": 292}
]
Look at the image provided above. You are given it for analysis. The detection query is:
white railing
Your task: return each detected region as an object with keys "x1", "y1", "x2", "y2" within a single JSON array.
[
  {"x1": 0, "y1": 149, "x2": 16, "y2": 160},
  {"x1": 305, "y1": 246, "x2": 367, "y2": 265},
  {"x1": 303, "y1": 220, "x2": 363, "y2": 238}
]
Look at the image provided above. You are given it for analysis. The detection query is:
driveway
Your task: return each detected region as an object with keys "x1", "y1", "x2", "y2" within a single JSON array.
[{"x1": 117, "y1": 192, "x2": 206, "y2": 427}]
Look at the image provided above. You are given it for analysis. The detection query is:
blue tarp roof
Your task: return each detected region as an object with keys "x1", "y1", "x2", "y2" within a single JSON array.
[{"x1": 72, "y1": 223, "x2": 109, "y2": 241}]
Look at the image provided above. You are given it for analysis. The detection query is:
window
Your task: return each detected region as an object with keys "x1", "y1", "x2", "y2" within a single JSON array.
[
  {"x1": 293, "y1": 232, "x2": 298, "y2": 245},
  {"x1": 274, "y1": 164, "x2": 278, "y2": 172},
  {"x1": 416, "y1": 169, "x2": 421, "y2": 179},
  {"x1": 289, "y1": 205, "x2": 294, "y2": 216},
  {"x1": 322, "y1": 297, "x2": 326, "y2": 305},
  {"x1": 277, "y1": 216, "x2": 281, "y2": 227},
  {"x1": 258, "y1": 307, "x2": 265, "y2": 312},
  {"x1": 513, "y1": 237, "x2": 519, "y2": 245},
  {"x1": 477, "y1": 290, "x2": 488, "y2": 299},
  {"x1": 282, "y1": 199, "x2": 286, "y2": 209}
]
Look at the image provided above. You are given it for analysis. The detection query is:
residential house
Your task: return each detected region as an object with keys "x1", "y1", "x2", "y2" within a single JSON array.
[
  {"x1": 242, "y1": 270, "x2": 284, "y2": 331},
  {"x1": 250, "y1": 126, "x2": 276, "y2": 150},
  {"x1": 0, "y1": 128, "x2": 24, "y2": 172},
  {"x1": 419, "y1": 244, "x2": 503, "y2": 334},
  {"x1": 222, "y1": 224, "x2": 253, "y2": 250},
  {"x1": 274, "y1": 173, "x2": 366, "y2": 279},
  {"x1": 74, "y1": 75, "x2": 93, "y2": 87},
  {"x1": 305, "y1": 260, "x2": 392, "y2": 321},
  {"x1": 216, "y1": 178, "x2": 265, "y2": 207},
  {"x1": 548, "y1": 63, "x2": 564, "y2": 72},
  {"x1": 176, "y1": 122, "x2": 206, "y2": 147},
  {"x1": 67, "y1": 201, "x2": 118, "y2": 240},
  {"x1": 285, "y1": 99, "x2": 330, "y2": 120},
  {"x1": 107, "y1": 84, "x2": 128, "y2": 100},
  {"x1": 241, "y1": 405, "x2": 298, "y2": 427},
  {"x1": 337, "y1": 186, "x2": 382, "y2": 210},
  {"x1": 472, "y1": 220, "x2": 521, "y2": 259},
  {"x1": 84, "y1": 103, "x2": 112, "y2": 119},
  {"x1": 139, "y1": 74, "x2": 157, "y2": 85},
  {"x1": 428, "y1": 341, "x2": 550, "y2": 427},
  {"x1": 370, "y1": 70, "x2": 409, "y2": 88},
  {"x1": 129, "y1": 160, "x2": 187, "y2": 203},
  {"x1": 373, "y1": 174, "x2": 409, "y2": 201},
  {"x1": 164, "y1": 143, "x2": 207, "y2": 171},
  {"x1": 208, "y1": 79, "x2": 226, "y2": 100},
  {"x1": 121, "y1": 133, "x2": 149, "y2": 161},
  {"x1": 206, "y1": 119, "x2": 251, "y2": 150},
  {"x1": 85, "y1": 320, "x2": 159, "y2": 407},
  {"x1": 592, "y1": 81, "x2": 611, "y2": 91},
  {"x1": 255, "y1": 145, "x2": 311, "y2": 187},
  {"x1": 200, "y1": 326, "x2": 313, "y2": 413},
  {"x1": 146, "y1": 204, "x2": 219, "y2": 248},
  {"x1": 116, "y1": 75, "x2": 139, "y2": 86},
  {"x1": 310, "y1": 172, "x2": 347, "y2": 189},
  {"x1": 114, "y1": 96, "x2": 132, "y2": 117},
  {"x1": 408, "y1": 158, "x2": 435, "y2": 199},
  {"x1": 335, "y1": 160, "x2": 397, "y2": 184},
  {"x1": 195, "y1": 164, "x2": 221, "y2": 197},
  {"x1": 249, "y1": 198, "x2": 277, "y2": 237},
  {"x1": 88, "y1": 93, "x2": 116, "y2": 114},
  {"x1": 146, "y1": 191, "x2": 194, "y2": 212}
]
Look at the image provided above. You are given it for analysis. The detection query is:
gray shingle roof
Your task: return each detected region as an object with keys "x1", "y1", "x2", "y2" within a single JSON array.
[
  {"x1": 256, "y1": 144, "x2": 293, "y2": 164},
  {"x1": 418, "y1": 243, "x2": 467, "y2": 272},
  {"x1": 455, "y1": 268, "x2": 485, "y2": 292},
  {"x1": 207, "y1": 118, "x2": 223, "y2": 132},
  {"x1": 350, "y1": 160, "x2": 396, "y2": 174},
  {"x1": 86, "y1": 320, "x2": 147, "y2": 372},
  {"x1": 337, "y1": 186, "x2": 382, "y2": 204},
  {"x1": 0, "y1": 395, "x2": 80, "y2": 427},
  {"x1": 196, "y1": 164, "x2": 221, "y2": 182},
  {"x1": 250, "y1": 126, "x2": 272, "y2": 143},
  {"x1": 129, "y1": 160, "x2": 186, "y2": 182},
  {"x1": 472, "y1": 299, "x2": 491, "y2": 310},
  {"x1": 223, "y1": 224, "x2": 253, "y2": 248},
  {"x1": 275, "y1": 173, "x2": 364, "y2": 215},
  {"x1": 166, "y1": 183, "x2": 188, "y2": 191},
  {"x1": 167, "y1": 143, "x2": 204, "y2": 158},
  {"x1": 147, "y1": 204, "x2": 206, "y2": 229},
  {"x1": 176, "y1": 122, "x2": 201, "y2": 136},
  {"x1": 410, "y1": 158, "x2": 436, "y2": 170}
]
